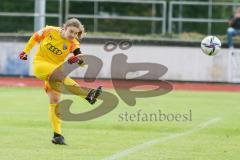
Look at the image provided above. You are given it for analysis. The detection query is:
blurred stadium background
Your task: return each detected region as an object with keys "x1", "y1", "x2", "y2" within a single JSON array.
[
  {"x1": 1, "y1": 0, "x2": 240, "y2": 81},
  {"x1": 0, "y1": 0, "x2": 240, "y2": 160}
]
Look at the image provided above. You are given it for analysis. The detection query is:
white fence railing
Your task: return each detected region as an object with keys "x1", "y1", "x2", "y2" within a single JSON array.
[
  {"x1": 168, "y1": 1, "x2": 240, "y2": 34},
  {"x1": 0, "y1": 0, "x2": 63, "y2": 32},
  {"x1": 65, "y1": 0, "x2": 167, "y2": 34},
  {"x1": 1, "y1": 1, "x2": 240, "y2": 35}
]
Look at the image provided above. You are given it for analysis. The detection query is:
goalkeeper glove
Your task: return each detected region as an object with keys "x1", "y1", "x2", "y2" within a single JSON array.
[
  {"x1": 68, "y1": 55, "x2": 84, "y2": 65},
  {"x1": 19, "y1": 51, "x2": 27, "y2": 60}
]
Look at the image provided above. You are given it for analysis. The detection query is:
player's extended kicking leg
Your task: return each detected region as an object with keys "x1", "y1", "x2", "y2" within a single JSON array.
[
  {"x1": 62, "y1": 77, "x2": 102, "y2": 104},
  {"x1": 46, "y1": 63, "x2": 102, "y2": 104}
]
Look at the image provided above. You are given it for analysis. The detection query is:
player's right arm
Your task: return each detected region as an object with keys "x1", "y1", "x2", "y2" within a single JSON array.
[
  {"x1": 19, "y1": 27, "x2": 50, "y2": 60},
  {"x1": 67, "y1": 39, "x2": 85, "y2": 66}
]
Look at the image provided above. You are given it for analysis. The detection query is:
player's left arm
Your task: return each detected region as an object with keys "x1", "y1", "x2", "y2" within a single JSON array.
[{"x1": 67, "y1": 40, "x2": 85, "y2": 65}]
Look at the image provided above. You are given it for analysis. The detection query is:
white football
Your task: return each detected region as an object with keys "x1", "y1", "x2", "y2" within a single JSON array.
[{"x1": 201, "y1": 36, "x2": 221, "y2": 56}]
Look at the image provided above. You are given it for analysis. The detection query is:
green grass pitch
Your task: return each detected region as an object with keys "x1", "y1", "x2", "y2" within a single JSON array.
[{"x1": 0, "y1": 87, "x2": 239, "y2": 160}]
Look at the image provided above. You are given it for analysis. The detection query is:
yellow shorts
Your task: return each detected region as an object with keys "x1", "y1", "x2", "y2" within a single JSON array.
[
  {"x1": 33, "y1": 59, "x2": 59, "y2": 92},
  {"x1": 33, "y1": 60, "x2": 58, "y2": 81},
  {"x1": 33, "y1": 59, "x2": 79, "y2": 93}
]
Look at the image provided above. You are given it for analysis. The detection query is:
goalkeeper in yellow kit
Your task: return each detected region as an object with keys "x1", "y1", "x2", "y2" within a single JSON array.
[{"x1": 19, "y1": 18, "x2": 102, "y2": 145}]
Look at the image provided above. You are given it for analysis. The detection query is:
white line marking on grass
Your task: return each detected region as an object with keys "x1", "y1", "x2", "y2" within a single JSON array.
[{"x1": 101, "y1": 117, "x2": 221, "y2": 160}]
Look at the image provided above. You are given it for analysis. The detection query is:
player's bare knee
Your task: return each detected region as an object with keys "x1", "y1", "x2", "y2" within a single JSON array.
[
  {"x1": 48, "y1": 91, "x2": 60, "y2": 104},
  {"x1": 50, "y1": 96, "x2": 60, "y2": 104}
]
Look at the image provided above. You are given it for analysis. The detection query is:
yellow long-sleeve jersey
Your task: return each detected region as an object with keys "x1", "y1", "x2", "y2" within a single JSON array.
[{"x1": 23, "y1": 26, "x2": 80, "y2": 65}]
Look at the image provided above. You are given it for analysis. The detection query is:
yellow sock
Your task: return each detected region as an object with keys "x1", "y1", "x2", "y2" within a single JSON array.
[{"x1": 49, "y1": 104, "x2": 61, "y2": 134}]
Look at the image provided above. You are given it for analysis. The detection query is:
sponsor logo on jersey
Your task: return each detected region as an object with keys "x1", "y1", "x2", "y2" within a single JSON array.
[{"x1": 45, "y1": 43, "x2": 63, "y2": 55}]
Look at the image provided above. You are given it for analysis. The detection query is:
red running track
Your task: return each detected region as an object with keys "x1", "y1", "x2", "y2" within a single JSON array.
[{"x1": 0, "y1": 77, "x2": 240, "y2": 92}]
